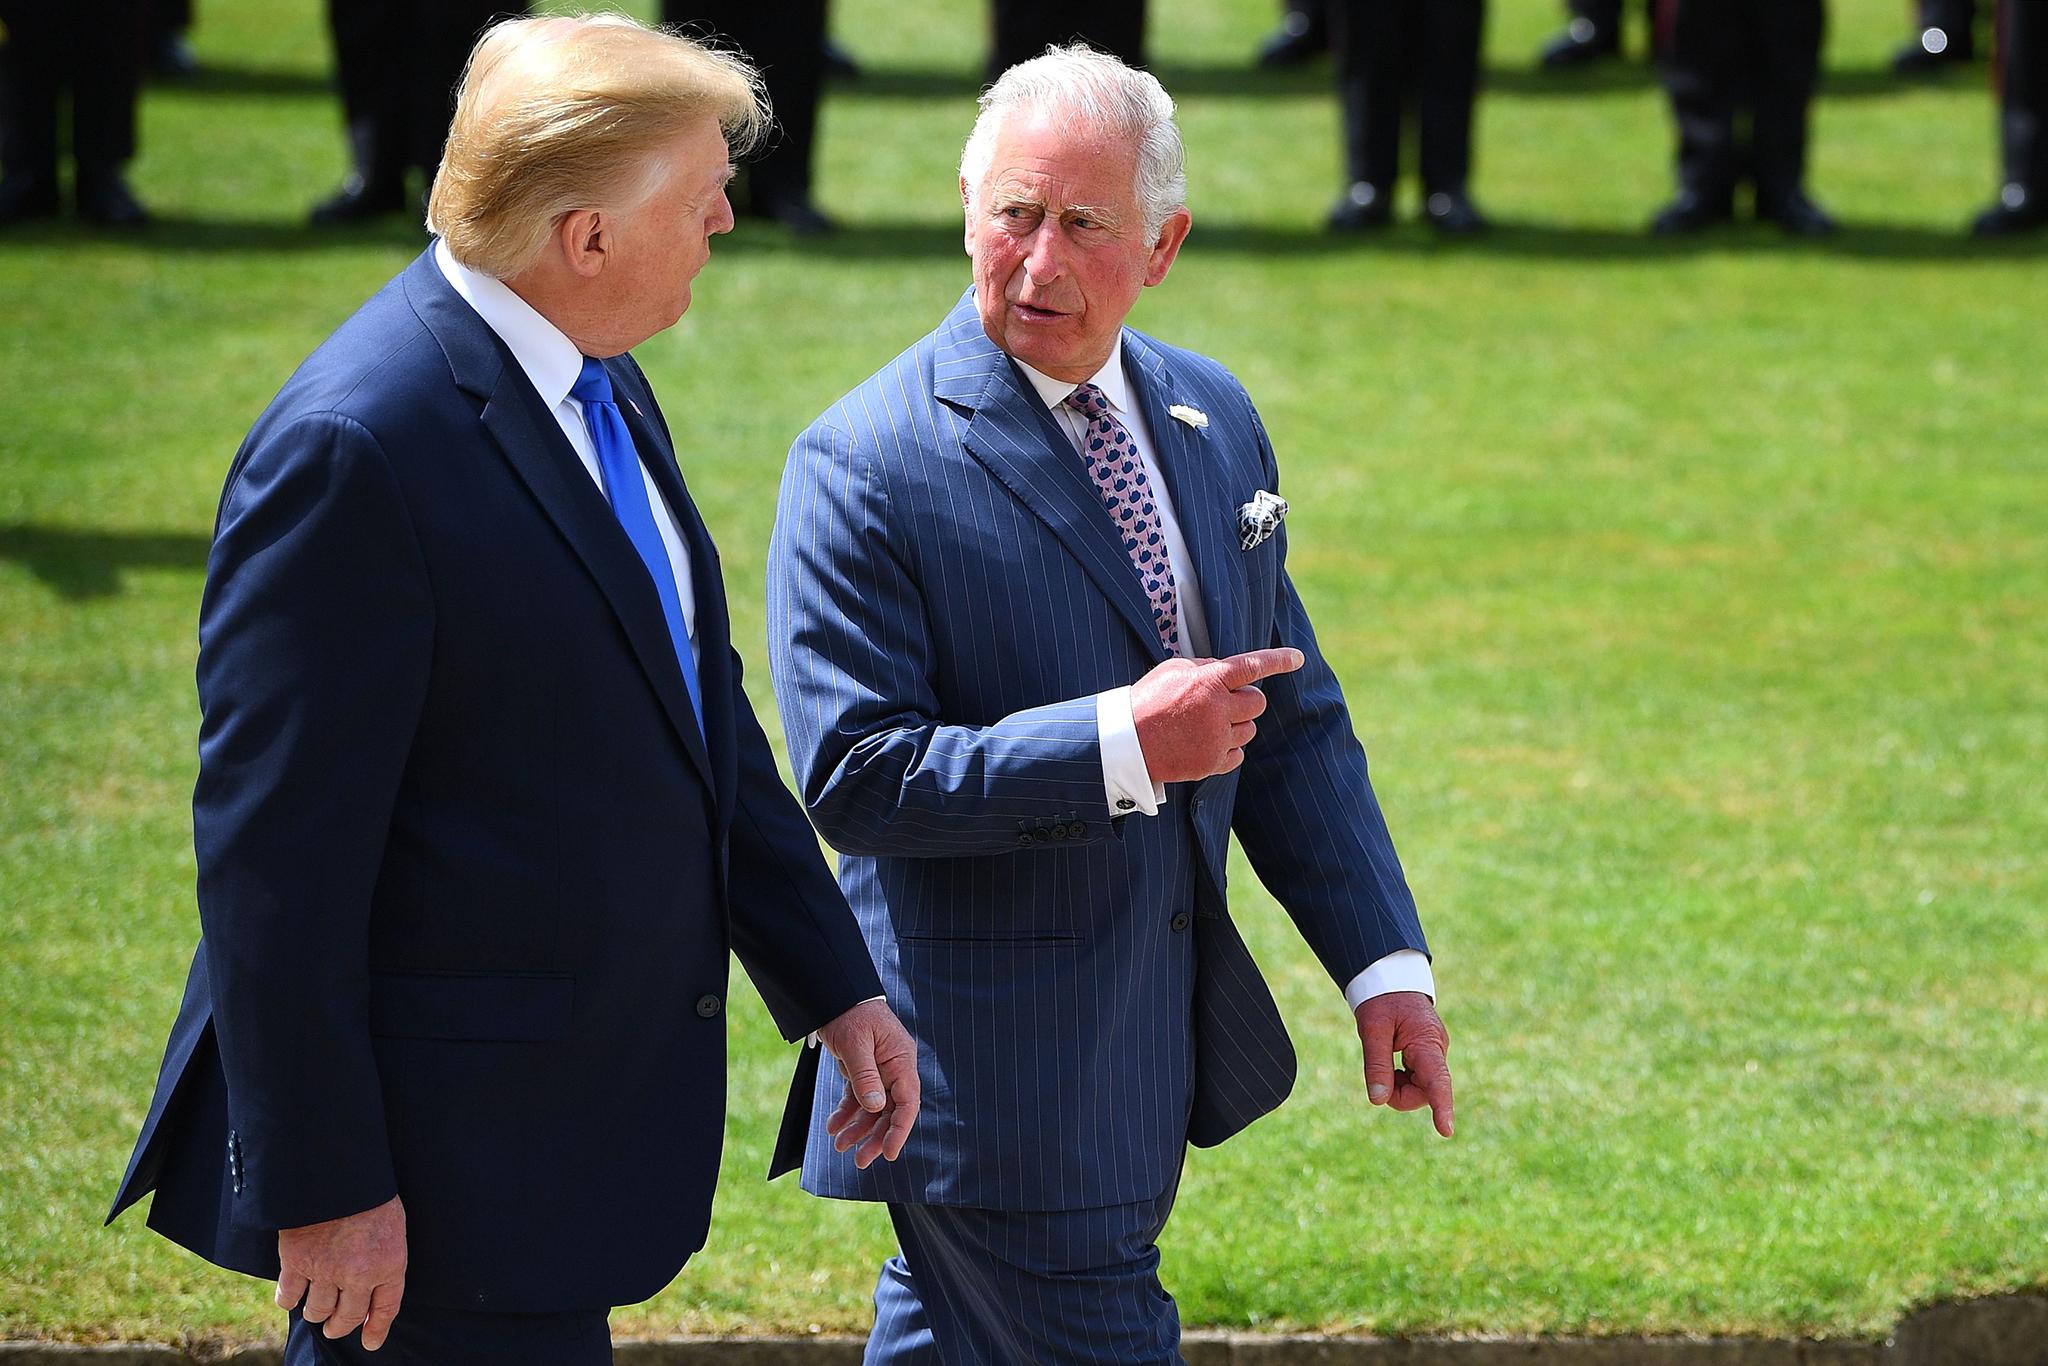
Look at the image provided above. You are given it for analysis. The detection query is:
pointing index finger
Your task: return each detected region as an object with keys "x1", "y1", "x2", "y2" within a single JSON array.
[{"x1": 1213, "y1": 648, "x2": 1305, "y2": 690}]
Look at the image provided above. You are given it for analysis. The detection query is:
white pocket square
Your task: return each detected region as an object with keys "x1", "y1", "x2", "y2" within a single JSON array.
[
  {"x1": 1168, "y1": 404, "x2": 1209, "y2": 429},
  {"x1": 1238, "y1": 490, "x2": 1289, "y2": 550}
]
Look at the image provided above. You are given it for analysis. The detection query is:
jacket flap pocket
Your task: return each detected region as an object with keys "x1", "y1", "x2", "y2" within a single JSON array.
[{"x1": 368, "y1": 972, "x2": 575, "y2": 1042}]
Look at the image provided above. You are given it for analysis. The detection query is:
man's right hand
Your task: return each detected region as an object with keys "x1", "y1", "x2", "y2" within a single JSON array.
[
  {"x1": 1131, "y1": 648, "x2": 1305, "y2": 784},
  {"x1": 276, "y1": 1193, "x2": 407, "y2": 1351}
]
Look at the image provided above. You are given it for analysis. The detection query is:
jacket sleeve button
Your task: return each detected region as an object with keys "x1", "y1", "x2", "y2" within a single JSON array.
[{"x1": 695, "y1": 994, "x2": 723, "y2": 1018}]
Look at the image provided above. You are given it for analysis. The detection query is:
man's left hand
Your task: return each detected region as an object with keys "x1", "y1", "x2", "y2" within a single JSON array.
[
  {"x1": 818, "y1": 999, "x2": 922, "y2": 1168},
  {"x1": 1355, "y1": 991, "x2": 1454, "y2": 1138}
]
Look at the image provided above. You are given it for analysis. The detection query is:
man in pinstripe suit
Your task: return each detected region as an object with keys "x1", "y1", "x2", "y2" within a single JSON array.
[{"x1": 767, "y1": 46, "x2": 1453, "y2": 1363}]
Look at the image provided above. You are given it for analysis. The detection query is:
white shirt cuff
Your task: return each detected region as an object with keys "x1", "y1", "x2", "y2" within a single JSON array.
[
  {"x1": 1343, "y1": 950, "x2": 1435, "y2": 1013},
  {"x1": 1096, "y1": 685, "x2": 1166, "y2": 817}
]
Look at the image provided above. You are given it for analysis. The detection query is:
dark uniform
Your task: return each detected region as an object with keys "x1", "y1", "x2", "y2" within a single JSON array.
[
  {"x1": 1895, "y1": 0, "x2": 1979, "y2": 74},
  {"x1": 989, "y1": 0, "x2": 1146, "y2": 79},
  {"x1": 1327, "y1": 0, "x2": 1488, "y2": 234},
  {"x1": 1256, "y1": 0, "x2": 1329, "y2": 68},
  {"x1": 665, "y1": 1, "x2": 832, "y2": 233},
  {"x1": 310, "y1": 1, "x2": 511, "y2": 226},
  {"x1": 0, "y1": 0, "x2": 151, "y2": 225},
  {"x1": 1650, "y1": 0, "x2": 1833, "y2": 236},
  {"x1": 1538, "y1": 0, "x2": 1637, "y2": 68},
  {"x1": 1975, "y1": 0, "x2": 2048, "y2": 233},
  {"x1": 148, "y1": 0, "x2": 198, "y2": 80}
]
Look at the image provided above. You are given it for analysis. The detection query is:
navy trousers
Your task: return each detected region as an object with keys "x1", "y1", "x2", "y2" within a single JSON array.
[
  {"x1": 865, "y1": 1185, "x2": 1185, "y2": 1365},
  {"x1": 284, "y1": 1305, "x2": 612, "y2": 1365}
]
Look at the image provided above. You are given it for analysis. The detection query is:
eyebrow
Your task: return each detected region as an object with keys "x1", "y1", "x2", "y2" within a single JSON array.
[{"x1": 988, "y1": 188, "x2": 1124, "y2": 227}]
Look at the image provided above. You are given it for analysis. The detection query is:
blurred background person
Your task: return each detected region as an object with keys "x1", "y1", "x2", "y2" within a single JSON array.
[
  {"x1": 1327, "y1": 0, "x2": 1488, "y2": 235},
  {"x1": 1536, "y1": 0, "x2": 1640, "y2": 69},
  {"x1": 1893, "y1": 0, "x2": 1978, "y2": 75},
  {"x1": 309, "y1": 0, "x2": 513, "y2": 227},
  {"x1": 1973, "y1": 0, "x2": 2047, "y2": 234},
  {"x1": 1650, "y1": 0, "x2": 1834, "y2": 236},
  {"x1": 666, "y1": 1, "x2": 833, "y2": 233},
  {"x1": 0, "y1": 0, "x2": 151, "y2": 226},
  {"x1": 988, "y1": 0, "x2": 1145, "y2": 80},
  {"x1": 1254, "y1": 0, "x2": 1328, "y2": 69},
  {"x1": 147, "y1": 0, "x2": 199, "y2": 82}
]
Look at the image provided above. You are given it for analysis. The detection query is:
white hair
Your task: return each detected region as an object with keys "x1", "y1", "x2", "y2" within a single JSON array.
[{"x1": 959, "y1": 44, "x2": 1187, "y2": 239}]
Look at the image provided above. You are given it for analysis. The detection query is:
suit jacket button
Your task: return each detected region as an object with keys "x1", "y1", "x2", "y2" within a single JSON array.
[
  {"x1": 1069, "y1": 821, "x2": 1087, "y2": 838},
  {"x1": 695, "y1": 994, "x2": 722, "y2": 1018},
  {"x1": 1032, "y1": 827, "x2": 1050, "y2": 842},
  {"x1": 1017, "y1": 832, "x2": 1035, "y2": 847},
  {"x1": 1169, "y1": 911, "x2": 1192, "y2": 933}
]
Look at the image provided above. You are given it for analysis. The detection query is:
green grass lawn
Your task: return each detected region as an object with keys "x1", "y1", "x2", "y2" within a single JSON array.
[{"x1": 3, "y1": 0, "x2": 2044, "y2": 1345}]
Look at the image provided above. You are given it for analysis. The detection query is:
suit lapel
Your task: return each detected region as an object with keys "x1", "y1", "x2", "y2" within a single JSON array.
[
  {"x1": 612, "y1": 366, "x2": 738, "y2": 826},
  {"x1": 476, "y1": 370, "x2": 716, "y2": 795},
  {"x1": 401, "y1": 254, "x2": 715, "y2": 796},
  {"x1": 934, "y1": 297, "x2": 1170, "y2": 665},
  {"x1": 1124, "y1": 335, "x2": 1247, "y2": 661}
]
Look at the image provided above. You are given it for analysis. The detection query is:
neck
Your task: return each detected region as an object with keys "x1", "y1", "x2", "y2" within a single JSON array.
[{"x1": 504, "y1": 266, "x2": 617, "y2": 358}]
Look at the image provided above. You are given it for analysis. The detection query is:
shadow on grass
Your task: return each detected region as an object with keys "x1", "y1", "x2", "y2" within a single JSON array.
[
  {"x1": 0, "y1": 524, "x2": 210, "y2": 600},
  {"x1": 5, "y1": 208, "x2": 2036, "y2": 263},
  {"x1": 830, "y1": 58, "x2": 1943, "y2": 101},
  {"x1": 169, "y1": 62, "x2": 335, "y2": 98},
  {"x1": 714, "y1": 216, "x2": 2044, "y2": 264}
]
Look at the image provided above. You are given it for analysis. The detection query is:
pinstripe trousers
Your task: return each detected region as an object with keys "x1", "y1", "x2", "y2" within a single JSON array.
[{"x1": 866, "y1": 1180, "x2": 1185, "y2": 1365}]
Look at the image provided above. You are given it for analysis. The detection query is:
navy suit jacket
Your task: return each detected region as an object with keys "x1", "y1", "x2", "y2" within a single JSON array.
[
  {"x1": 766, "y1": 290, "x2": 1428, "y2": 1212},
  {"x1": 107, "y1": 250, "x2": 885, "y2": 1312}
]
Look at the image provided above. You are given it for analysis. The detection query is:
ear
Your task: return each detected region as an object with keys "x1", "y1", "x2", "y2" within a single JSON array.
[
  {"x1": 1142, "y1": 208, "x2": 1192, "y2": 289},
  {"x1": 557, "y1": 208, "x2": 609, "y2": 279}
]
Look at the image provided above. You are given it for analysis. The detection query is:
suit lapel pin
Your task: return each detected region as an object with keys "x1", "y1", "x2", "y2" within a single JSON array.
[
  {"x1": 1167, "y1": 403, "x2": 1209, "y2": 430},
  {"x1": 1238, "y1": 490, "x2": 1289, "y2": 550}
]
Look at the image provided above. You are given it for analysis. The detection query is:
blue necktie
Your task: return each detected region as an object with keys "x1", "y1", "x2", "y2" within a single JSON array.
[{"x1": 572, "y1": 356, "x2": 705, "y2": 736}]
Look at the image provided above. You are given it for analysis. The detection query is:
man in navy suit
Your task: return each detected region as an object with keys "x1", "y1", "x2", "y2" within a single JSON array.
[
  {"x1": 106, "y1": 16, "x2": 918, "y2": 1363},
  {"x1": 768, "y1": 46, "x2": 1453, "y2": 1364}
]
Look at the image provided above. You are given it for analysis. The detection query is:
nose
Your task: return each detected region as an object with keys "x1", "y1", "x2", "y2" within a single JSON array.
[
  {"x1": 709, "y1": 188, "x2": 735, "y2": 237},
  {"x1": 1022, "y1": 222, "x2": 1064, "y2": 287}
]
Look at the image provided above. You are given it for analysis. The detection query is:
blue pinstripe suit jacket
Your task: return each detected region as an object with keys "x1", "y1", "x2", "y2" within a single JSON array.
[{"x1": 767, "y1": 290, "x2": 1428, "y2": 1212}]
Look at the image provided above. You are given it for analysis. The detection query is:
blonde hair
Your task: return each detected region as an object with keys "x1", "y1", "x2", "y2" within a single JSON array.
[{"x1": 427, "y1": 13, "x2": 767, "y2": 278}]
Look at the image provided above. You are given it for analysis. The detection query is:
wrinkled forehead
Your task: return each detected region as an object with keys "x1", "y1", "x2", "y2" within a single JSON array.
[{"x1": 976, "y1": 111, "x2": 1139, "y2": 210}]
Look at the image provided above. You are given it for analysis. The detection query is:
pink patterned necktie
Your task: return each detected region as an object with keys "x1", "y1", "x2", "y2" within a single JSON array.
[{"x1": 1065, "y1": 383, "x2": 1182, "y2": 654}]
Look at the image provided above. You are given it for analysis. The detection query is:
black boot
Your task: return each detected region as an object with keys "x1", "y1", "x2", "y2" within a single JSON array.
[
  {"x1": 1539, "y1": 17, "x2": 1620, "y2": 69},
  {"x1": 76, "y1": 170, "x2": 150, "y2": 227},
  {"x1": 310, "y1": 171, "x2": 407, "y2": 226},
  {"x1": 1972, "y1": 183, "x2": 2048, "y2": 236},
  {"x1": 0, "y1": 170, "x2": 61, "y2": 226}
]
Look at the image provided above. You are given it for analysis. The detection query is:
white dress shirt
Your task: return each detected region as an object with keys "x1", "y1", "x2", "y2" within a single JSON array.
[
  {"x1": 1015, "y1": 341, "x2": 1435, "y2": 1011},
  {"x1": 433, "y1": 240, "x2": 699, "y2": 668}
]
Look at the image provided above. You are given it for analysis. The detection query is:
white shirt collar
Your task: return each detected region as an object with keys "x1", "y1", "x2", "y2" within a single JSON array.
[
  {"x1": 433, "y1": 239, "x2": 586, "y2": 411},
  {"x1": 1014, "y1": 334, "x2": 1135, "y2": 418}
]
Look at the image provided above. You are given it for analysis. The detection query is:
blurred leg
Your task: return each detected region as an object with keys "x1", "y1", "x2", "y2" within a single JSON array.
[
  {"x1": 669, "y1": 0, "x2": 830, "y2": 229},
  {"x1": 1659, "y1": 0, "x2": 1741, "y2": 209},
  {"x1": 400, "y1": 2, "x2": 505, "y2": 180},
  {"x1": 1417, "y1": 0, "x2": 1484, "y2": 199},
  {"x1": 989, "y1": 0, "x2": 1145, "y2": 79},
  {"x1": 1999, "y1": 0, "x2": 2047, "y2": 191},
  {"x1": 1329, "y1": 0, "x2": 1406, "y2": 223},
  {"x1": 69, "y1": 2, "x2": 149, "y2": 186},
  {"x1": 1749, "y1": 0, "x2": 1824, "y2": 215},
  {"x1": 1976, "y1": 0, "x2": 2048, "y2": 230},
  {"x1": 0, "y1": 0, "x2": 63, "y2": 204},
  {"x1": 320, "y1": 0, "x2": 407, "y2": 211}
]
